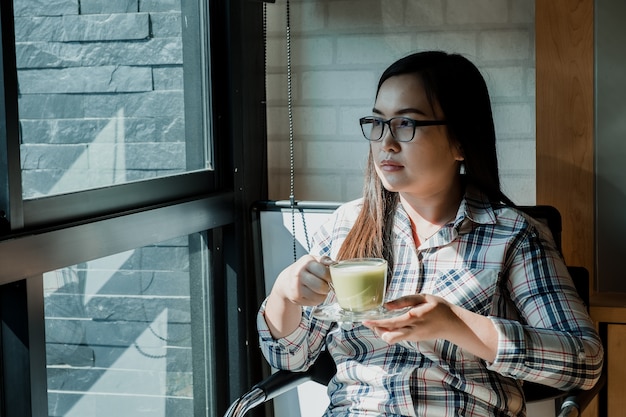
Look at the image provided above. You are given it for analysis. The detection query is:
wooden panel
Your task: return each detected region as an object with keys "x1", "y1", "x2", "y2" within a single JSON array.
[
  {"x1": 591, "y1": 293, "x2": 626, "y2": 323},
  {"x1": 536, "y1": 3, "x2": 597, "y2": 416},
  {"x1": 535, "y1": 0, "x2": 594, "y2": 278},
  {"x1": 582, "y1": 397, "x2": 599, "y2": 417},
  {"x1": 591, "y1": 305, "x2": 626, "y2": 324},
  {"x1": 608, "y1": 324, "x2": 626, "y2": 416}
]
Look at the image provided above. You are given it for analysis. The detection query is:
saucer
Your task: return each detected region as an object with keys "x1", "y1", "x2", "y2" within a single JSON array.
[{"x1": 311, "y1": 303, "x2": 411, "y2": 323}]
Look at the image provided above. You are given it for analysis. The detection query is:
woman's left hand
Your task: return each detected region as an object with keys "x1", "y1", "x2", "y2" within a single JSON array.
[
  {"x1": 362, "y1": 294, "x2": 460, "y2": 344},
  {"x1": 362, "y1": 293, "x2": 498, "y2": 362}
]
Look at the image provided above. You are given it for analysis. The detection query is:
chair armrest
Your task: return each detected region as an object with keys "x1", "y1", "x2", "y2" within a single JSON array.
[
  {"x1": 523, "y1": 381, "x2": 568, "y2": 403},
  {"x1": 557, "y1": 369, "x2": 607, "y2": 417},
  {"x1": 257, "y1": 348, "x2": 335, "y2": 401},
  {"x1": 225, "y1": 350, "x2": 336, "y2": 417},
  {"x1": 524, "y1": 366, "x2": 607, "y2": 417}
]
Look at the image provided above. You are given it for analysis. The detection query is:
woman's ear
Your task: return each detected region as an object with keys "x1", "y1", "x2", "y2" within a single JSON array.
[{"x1": 454, "y1": 143, "x2": 465, "y2": 161}]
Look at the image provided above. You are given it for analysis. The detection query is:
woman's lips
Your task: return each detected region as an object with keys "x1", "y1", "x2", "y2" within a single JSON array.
[{"x1": 380, "y1": 159, "x2": 403, "y2": 171}]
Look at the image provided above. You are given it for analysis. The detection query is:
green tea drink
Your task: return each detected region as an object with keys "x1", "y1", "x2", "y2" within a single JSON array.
[{"x1": 330, "y1": 258, "x2": 387, "y2": 312}]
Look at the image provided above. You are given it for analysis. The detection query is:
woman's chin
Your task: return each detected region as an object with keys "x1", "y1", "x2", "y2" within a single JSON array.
[{"x1": 380, "y1": 180, "x2": 404, "y2": 193}]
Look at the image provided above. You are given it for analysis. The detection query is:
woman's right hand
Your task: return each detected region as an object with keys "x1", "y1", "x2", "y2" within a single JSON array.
[
  {"x1": 272, "y1": 255, "x2": 335, "y2": 307},
  {"x1": 264, "y1": 255, "x2": 334, "y2": 339}
]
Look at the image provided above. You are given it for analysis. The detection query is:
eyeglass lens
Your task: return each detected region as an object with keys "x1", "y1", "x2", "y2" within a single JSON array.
[{"x1": 361, "y1": 117, "x2": 416, "y2": 142}]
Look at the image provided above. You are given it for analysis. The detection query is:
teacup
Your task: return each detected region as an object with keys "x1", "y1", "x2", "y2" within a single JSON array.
[{"x1": 329, "y1": 258, "x2": 387, "y2": 312}]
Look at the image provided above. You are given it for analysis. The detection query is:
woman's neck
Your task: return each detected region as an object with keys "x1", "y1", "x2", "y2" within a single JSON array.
[{"x1": 400, "y1": 182, "x2": 463, "y2": 245}]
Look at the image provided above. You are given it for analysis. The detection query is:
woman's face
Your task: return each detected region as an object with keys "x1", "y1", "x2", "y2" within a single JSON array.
[{"x1": 370, "y1": 74, "x2": 464, "y2": 199}]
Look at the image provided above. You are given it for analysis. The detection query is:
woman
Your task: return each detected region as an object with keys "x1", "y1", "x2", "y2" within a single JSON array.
[{"x1": 257, "y1": 51, "x2": 603, "y2": 416}]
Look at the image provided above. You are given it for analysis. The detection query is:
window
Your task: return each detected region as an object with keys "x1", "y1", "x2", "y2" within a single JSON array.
[
  {"x1": 45, "y1": 233, "x2": 212, "y2": 417},
  {"x1": 6, "y1": 0, "x2": 218, "y2": 229},
  {"x1": 15, "y1": 1, "x2": 211, "y2": 200},
  {"x1": 0, "y1": 0, "x2": 268, "y2": 416}
]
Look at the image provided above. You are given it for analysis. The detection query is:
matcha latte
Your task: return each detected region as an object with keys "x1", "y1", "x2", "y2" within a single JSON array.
[{"x1": 330, "y1": 258, "x2": 387, "y2": 312}]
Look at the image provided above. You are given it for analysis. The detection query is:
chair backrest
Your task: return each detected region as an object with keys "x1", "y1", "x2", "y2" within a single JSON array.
[
  {"x1": 517, "y1": 205, "x2": 562, "y2": 254},
  {"x1": 252, "y1": 200, "x2": 341, "y2": 304},
  {"x1": 252, "y1": 200, "x2": 340, "y2": 417}
]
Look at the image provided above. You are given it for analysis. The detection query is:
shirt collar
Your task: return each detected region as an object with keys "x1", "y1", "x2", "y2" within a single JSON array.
[
  {"x1": 458, "y1": 186, "x2": 498, "y2": 227},
  {"x1": 395, "y1": 186, "x2": 498, "y2": 249}
]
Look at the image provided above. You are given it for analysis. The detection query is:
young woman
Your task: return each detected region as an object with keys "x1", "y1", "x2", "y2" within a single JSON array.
[{"x1": 257, "y1": 51, "x2": 603, "y2": 416}]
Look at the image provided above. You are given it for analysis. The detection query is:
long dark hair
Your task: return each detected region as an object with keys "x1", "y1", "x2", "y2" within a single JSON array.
[{"x1": 337, "y1": 51, "x2": 513, "y2": 262}]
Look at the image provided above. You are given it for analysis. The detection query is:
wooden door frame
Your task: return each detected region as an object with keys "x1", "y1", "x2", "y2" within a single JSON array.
[{"x1": 536, "y1": 0, "x2": 594, "y2": 286}]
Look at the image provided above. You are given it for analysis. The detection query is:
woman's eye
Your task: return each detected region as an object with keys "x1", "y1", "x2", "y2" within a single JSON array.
[{"x1": 397, "y1": 119, "x2": 413, "y2": 128}]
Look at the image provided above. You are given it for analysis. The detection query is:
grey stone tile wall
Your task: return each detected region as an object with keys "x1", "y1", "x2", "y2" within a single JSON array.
[
  {"x1": 16, "y1": 1, "x2": 185, "y2": 198},
  {"x1": 44, "y1": 239, "x2": 195, "y2": 416}
]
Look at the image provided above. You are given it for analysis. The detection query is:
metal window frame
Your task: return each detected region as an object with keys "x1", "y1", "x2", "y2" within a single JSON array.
[{"x1": 0, "y1": 0, "x2": 268, "y2": 416}]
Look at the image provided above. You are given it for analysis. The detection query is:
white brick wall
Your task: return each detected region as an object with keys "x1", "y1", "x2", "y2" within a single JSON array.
[{"x1": 265, "y1": 0, "x2": 536, "y2": 205}]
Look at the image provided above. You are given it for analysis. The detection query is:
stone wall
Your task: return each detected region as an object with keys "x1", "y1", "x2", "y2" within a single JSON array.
[
  {"x1": 44, "y1": 237, "x2": 194, "y2": 417},
  {"x1": 265, "y1": 0, "x2": 536, "y2": 205},
  {"x1": 15, "y1": 0, "x2": 185, "y2": 198}
]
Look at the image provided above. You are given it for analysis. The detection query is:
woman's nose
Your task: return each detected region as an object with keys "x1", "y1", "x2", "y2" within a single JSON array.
[{"x1": 379, "y1": 128, "x2": 401, "y2": 152}]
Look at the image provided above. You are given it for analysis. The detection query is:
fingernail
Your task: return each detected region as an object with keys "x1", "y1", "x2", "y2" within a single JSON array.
[{"x1": 322, "y1": 257, "x2": 336, "y2": 266}]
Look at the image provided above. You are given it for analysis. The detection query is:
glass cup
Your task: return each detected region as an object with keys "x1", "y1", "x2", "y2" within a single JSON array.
[{"x1": 329, "y1": 258, "x2": 387, "y2": 312}]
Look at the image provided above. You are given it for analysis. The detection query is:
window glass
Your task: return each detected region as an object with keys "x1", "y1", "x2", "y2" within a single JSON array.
[
  {"x1": 14, "y1": 0, "x2": 210, "y2": 199},
  {"x1": 44, "y1": 233, "x2": 211, "y2": 417}
]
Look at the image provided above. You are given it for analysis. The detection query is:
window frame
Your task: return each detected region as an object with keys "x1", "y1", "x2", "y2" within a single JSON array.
[
  {"x1": 0, "y1": 0, "x2": 268, "y2": 416},
  {"x1": 5, "y1": 0, "x2": 218, "y2": 232}
]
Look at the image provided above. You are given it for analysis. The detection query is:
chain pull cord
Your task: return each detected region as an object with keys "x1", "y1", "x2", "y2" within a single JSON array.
[
  {"x1": 263, "y1": 2, "x2": 268, "y2": 122},
  {"x1": 284, "y1": 0, "x2": 311, "y2": 262},
  {"x1": 286, "y1": 0, "x2": 294, "y2": 206},
  {"x1": 285, "y1": 0, "x2": 298, "y2": 262}
]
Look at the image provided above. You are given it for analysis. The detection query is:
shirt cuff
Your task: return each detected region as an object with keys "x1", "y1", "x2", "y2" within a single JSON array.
[
  {"x1": 486, "y1": 316, "x2": 527, "y2": 378},
  {"x1": 257, "y1": 299, "x2": 309, "y2": 355}
]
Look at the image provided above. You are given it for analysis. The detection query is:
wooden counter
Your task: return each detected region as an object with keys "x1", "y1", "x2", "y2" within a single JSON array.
[
  {"x1": 590, "y1": 293, "x2": 626, "y2": 322},
  {"x1": 590, "y1": 293, "x2": 626, "y2": 417}
]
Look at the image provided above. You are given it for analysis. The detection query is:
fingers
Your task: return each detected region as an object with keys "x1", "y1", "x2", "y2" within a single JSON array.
[
  {"x1": 362, "y1": 314, "x2": 410, "y2": 332},
  {"x1": 361, "y1": 295, "x2": 426, "y2": 327},
  {"x1": 301, "y1": 267, "x2": 330, "y2": 296},
  {"x1": 306, "y1": 255, "x2": 334, "y2": 292},
  {"x1": 363, "y1": 316, "x2": 421, "y2": 346},
  {"x1": 319, "y1": 255, "x2": 336, "y2": 266},
  {"x1": 363, "y1": 294, "x2": 455, "y2": 344},
  {"x1": 384, "y1": 294, "x2": 427, "y2": 310},
  {"x1": 362, "y1": 313, "x2": 414, "y2": 344},
  {"x1": 275, "y1": 255, "x2": 336, "y2": 306},
  {"x1": 373, "y1": 327, "x2": 411, "y2": 344}
]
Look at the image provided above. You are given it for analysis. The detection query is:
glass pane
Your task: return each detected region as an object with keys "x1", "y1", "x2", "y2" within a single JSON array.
[
  {"x1": 44, "y1": 233, "x2": 211, "y2": 417},
  {"x1": 14, "y1": 0, "x2": 211, "y2": 199}
]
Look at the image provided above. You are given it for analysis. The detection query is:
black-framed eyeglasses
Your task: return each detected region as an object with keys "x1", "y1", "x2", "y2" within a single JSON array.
[{"x1": 359, "y1": 116, "x2": 447, "y2": 142}]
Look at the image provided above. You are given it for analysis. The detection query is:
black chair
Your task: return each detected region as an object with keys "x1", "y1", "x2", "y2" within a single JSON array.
[{"x1": 225, "y1": 203, "x2": 605, "y2": 417}]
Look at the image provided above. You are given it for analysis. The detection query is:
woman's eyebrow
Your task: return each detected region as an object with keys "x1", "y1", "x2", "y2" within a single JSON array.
[{"x1": 371, "y1": 107, "x2": 429, "y2": 117}]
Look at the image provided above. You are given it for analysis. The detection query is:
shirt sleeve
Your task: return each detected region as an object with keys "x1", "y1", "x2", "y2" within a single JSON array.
[
  {"x1": 255, "y1": 202, "x2": 354, "y2": 371},
  {"x1": 486, "y1": 221, "x2": 604, "y2": 390},
  {"x1": 257, "y1": 299, "x2": 316, "y2": 371}
]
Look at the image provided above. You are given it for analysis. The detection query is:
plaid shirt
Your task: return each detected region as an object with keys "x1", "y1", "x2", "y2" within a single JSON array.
[{"x1": 258, "y1": 191, "x2": 604, "y2": 417}]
